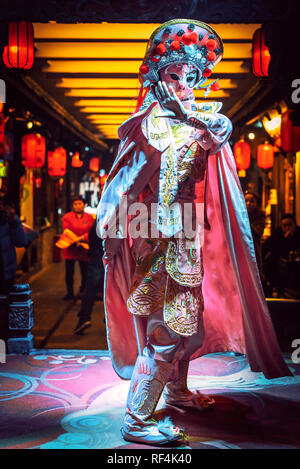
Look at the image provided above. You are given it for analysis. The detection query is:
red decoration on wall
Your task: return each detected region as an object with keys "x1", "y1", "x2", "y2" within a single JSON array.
[
  {"x1": 89, "y1": 157, "x2": 99, "y2": 172},
  {"x1": 233, "y1": 139, "x2": 251, "y2": 170},
  {"x1": 48, "y1": 147, "x2": 67, "y2": 177},
  {"x1": 21, "y1": 133, "x2": 46, "y2": 168},
  {"x1": 71, "y1": 152, "x2": 83, "y2": 168},
  {"x1": 2, "y1": 21, "x2": 34, "y2": 70},
  {"x1": 257, "y1": 142, "x2": 274, "y2": 169},
  {"x1": 252, "y1": 28, "x2": 270, "y2": 77},
  {"x1": 281, "y1": 110, "x2": 300, "y2": 154}
]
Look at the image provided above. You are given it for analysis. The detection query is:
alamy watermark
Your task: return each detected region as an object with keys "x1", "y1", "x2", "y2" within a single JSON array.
[
  {"x1": 291, "y1": 79, "x2": 300, "y2": 104},
  {"x1": 0, "y1": 339, "x2": 6, "y2": 364},
  {"x1": 0, "y1": 79, "x2": 6, "y2": 104},
  {"x1": 97, "y1": 199, "x2": 204, "y2": 248},
  {"x1": 291, "y1": 339, "x2": 300, "y2": 364}
]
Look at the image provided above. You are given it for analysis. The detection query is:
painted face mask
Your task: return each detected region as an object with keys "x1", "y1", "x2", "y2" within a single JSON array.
[{"x1": 159, "y1": 63, "x2": 198, "y2": 101}]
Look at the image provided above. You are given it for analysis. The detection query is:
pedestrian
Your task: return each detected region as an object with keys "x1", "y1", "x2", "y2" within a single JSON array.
[
  {"x1": 0, "y1": 196, "x2": 29, "y2": 294},
  {"x1": 97, "y1": 19, "x2": 292, "y2": 446},
  {"x1": 74, "y1": 220, "x2": 105, "y2": 334},
  {"x1": 244, "y1": 190, "x2": 265, "y2": 277},
  {"x1": 62, "y1": 195, "x2": 94, "y2": 300},
  {"x1": 263, "y1": 213, "x2": 300, "y2": 298}
]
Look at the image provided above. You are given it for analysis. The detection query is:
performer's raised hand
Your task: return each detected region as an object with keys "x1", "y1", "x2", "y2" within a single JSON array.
[{"x1": 152, "y1": 81, "x2": 188, "y2": 122}]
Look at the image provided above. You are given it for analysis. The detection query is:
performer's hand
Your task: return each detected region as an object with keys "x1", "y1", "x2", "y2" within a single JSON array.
[{"x1": 152, "y1": 81, "x2": 188, "y2": 122}]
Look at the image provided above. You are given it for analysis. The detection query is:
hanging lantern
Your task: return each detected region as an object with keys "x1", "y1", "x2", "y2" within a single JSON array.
[
  {"x1": 21, "y1": 133, "x2": 46, "y2": 168},
  {"x1": 281, "y1": 110, "x2": 300, "y2": 154},
  {"x1": 71, "y1": 152, "x2": 83, "y2": 168},
  {"x1": 2, "y1": 21, "x2": 34, "y2": 70},
  {"x1": 252, "y1": 28, "x2": 270, "y2": 77},
  {"x1": 0, "y1": 112, "x2": 4, "y2": 157},
  {"x1": 48, "y1": 147, "x2": 67, "y2": 177},
  {"x1": 233, "y1": 139, "x2": 251, "y2": 171},
  {"x1": 89, "y1": 157, "x2": 99, "y2": 172},
  {"x1": 257, "y1": 142, "x2": 274, "y2": 169}
]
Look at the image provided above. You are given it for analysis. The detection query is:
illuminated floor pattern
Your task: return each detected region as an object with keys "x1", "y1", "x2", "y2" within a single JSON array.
[{"x1": 0, "y1": 350, "x2": 299, "y2": 449}]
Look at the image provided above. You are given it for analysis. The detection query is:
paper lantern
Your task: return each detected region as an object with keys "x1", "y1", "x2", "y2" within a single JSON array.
[
  {"x1": 257, "y1": 142, "x2": 274, "y2": 169},
  {"x1": 281, "y1": 110, "x2": 300, "y2": 154},
  {"x1": 233, "y1": 139, "x2": 251, "y2": 171},
  {"x1": 3, "y1": 21, "x2": 34, "y2": 70},
  {"x1": 71, "y1": 152, "x2": 83, "y2": 168},
  {"x1": 89, "y1": 157, "x2": 99, "y2": 172},
  {"x1": 48, "y1": 147, "x2": 67, "y2": 177},
  {"x1": 21, "y1": 133, "x2": 46, "y2": 168},
  {"x1": 252, "y1": 28, "x2": 270, "y2": 77}
]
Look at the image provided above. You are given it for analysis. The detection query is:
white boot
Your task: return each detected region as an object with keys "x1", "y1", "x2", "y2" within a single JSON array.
[
  {"x1": 164, "y1": 360, "x2": 215, "y2": 411},
  {"x1": 121, "y1": 355, "x2": 184, "y2": 445}
]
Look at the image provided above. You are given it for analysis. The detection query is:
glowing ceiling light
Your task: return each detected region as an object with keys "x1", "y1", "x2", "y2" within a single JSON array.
[{"x1": 248, "y1": 132, "x2": 255, "y2": 140}]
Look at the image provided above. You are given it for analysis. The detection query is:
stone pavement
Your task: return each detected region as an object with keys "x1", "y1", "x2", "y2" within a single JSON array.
[{"x1": 30, "y1": 260, "x2": 108, "y2": 350}]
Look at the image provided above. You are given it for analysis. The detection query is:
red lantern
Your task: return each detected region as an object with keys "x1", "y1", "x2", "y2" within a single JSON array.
[
  {"x1": 0, "y1": 112, "x2": 5, "y2": 157},
  {"x1": 71, "y1": 152, "x2": 83, "y2": 168},
  {"x1": 233, "y1": 139, "x2": 251, "y2": 171},
  {"x1": 3, "y1": 21, "x2": 34, "y2": 70},
  {"x1": 252, "y1": 28, "x2": 270, "y2": 77},
  {"x1": 281, "y1": 110, "x2": 300, "y2": 154},
  {"x1": 48, "y1": 147, "x2": 67, "y2": 177},
  {"x1": 89, "y1": 157, "x2": 99, "y2": 172},
  {"x1": 21, "y1": 133, "x2": 46, "y2": 168},
  {"x1": 257, "y1": 142, "x2": 274, "y2": 169}
]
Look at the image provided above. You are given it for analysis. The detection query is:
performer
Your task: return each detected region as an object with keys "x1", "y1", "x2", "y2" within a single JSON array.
[{"x1": 97, "y1": 19, "x2": 292, "y2": 445}]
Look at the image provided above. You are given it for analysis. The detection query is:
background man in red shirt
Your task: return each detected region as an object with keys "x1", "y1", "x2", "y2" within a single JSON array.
[{"x1": 62, "y1": 195, "x2": 94, "y2": 300}]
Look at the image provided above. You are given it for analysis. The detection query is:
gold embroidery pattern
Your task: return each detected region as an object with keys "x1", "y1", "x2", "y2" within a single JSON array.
[
  {"x1": 164, "y1": 275, "x2": 204, "y2": 336},
  {"x1": 127, "y1": 241, "x2": 167, "y2": 316},
  {"x1": 165, "y1": 239, "x2": 204, "y2": 287}
]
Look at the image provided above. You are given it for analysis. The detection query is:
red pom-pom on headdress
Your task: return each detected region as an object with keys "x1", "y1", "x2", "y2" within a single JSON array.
[
  {"x1": 206, "y1": 39, "x2": 216, "y2": 50},
  {"x1": 182, "y1": 33, "x2": 192, "y2": 45},
  {"x1": 207, "y1": 51, "x2": 216, "y2": 61},
  {"x1": 139, "y1": 64, "x2": 149, "y2": 74},
  {"x1": 190, "y1": 31, "x2": 198, "y2": 44},
  {"x1": 203, "y1": 68, "x2": 212, "y2": 77},
  {"x1": 170, "y1": 40, "x2": 181, "y2": 51},
  {"x1": 211, "y1": 82, "x2": 220, "y2": 91},
  {"x1": 156, "y1": 43, "x2": 166, "y2": 55}
]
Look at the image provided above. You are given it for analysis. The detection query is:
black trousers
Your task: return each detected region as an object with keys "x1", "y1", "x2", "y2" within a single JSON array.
[
  {"x1": 65, "y1": 259, "x2": 88, "y2": 295},
  {"x1": 78, "y1": 258, "x2": 104, "y2": 322}
]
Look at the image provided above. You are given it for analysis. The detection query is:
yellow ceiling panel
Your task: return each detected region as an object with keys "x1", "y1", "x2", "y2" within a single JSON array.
[
  {"x1": 87, "y1": 113, "x2": 132, "y2": 119},
  {"x1": 36, "y1": 42, "x2": 147, "y2": 59},
  {"x1": 66, "y1": 89, "x2": 140, "y2": 98},
  {"x1": 43, "y1": 60, "x2": 248, "y2": 74},
  {"x1": 56, "y1": 78, "x2": 140, "y2": 88},
  {"x1": 33, "y1": 23, "x2": 260, "y2": 40},
  {"x1": 81, "y1": 107, "x2": 135, "y2": 113},
  {"x1": 75, "y1": 99, "x2": 136, "y2": 107},
  {"x1": 36, "y1": 42, "x2": 251, "y2": 59},
  {"x1": 88, "y1": 116, "x2": 131, "y2": 122}
]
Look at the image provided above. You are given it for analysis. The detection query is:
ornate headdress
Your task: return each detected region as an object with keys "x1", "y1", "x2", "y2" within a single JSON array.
[{"x1": 139, "y1": 19, "x2": 223, "y2": 93}]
